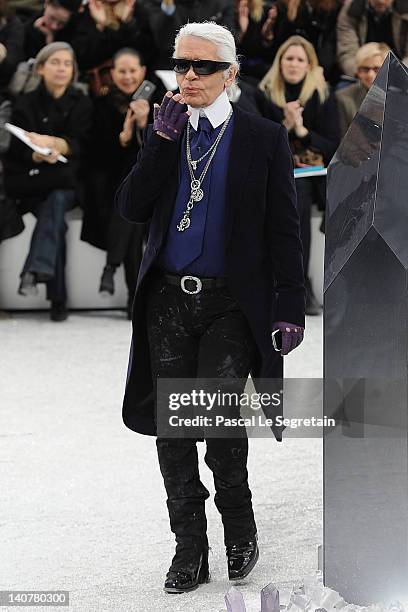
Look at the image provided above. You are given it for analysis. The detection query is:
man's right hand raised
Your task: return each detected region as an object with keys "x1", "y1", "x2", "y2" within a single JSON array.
[{"x1": 153, "y1": 92, "x2": 190, "y2": 141}]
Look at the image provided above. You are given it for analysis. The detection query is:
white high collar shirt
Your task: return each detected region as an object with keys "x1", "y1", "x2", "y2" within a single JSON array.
[{"x1": 188, "y1": 89, "x2": 232, "y2": 131}]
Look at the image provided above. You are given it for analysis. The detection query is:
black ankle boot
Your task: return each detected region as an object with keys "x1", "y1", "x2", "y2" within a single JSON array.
[
  {"x1": 50, "y1": 301, "x2": 68, "y2": 322},
  {"x1": 226, "y1": 536, "x2": 259, "y2": 581},
  {"x1": 164, "y1": 548, "x2": 210, "y2": 594},
  {"x1": 99, "y1": 265, "x2": 116, "y2": 296}
]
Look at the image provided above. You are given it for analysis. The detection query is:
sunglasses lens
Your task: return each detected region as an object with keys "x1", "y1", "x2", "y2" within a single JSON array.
[
  {"x1": 194, "y1": 62, "x2": 215, "y2": 75},
  {"x1": 173, "y1": 59, "x2": 218, "y2": 74},
  {"x1": 173, "y1": 60, "x2": 229, "y2": 75},
  {"x1": 173, "y1": 60, "x2": 190, "y2": 73}
]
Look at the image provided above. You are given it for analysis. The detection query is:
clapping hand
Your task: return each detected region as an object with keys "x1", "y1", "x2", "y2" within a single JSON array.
[
  {"x1": 121, "y1": 0, "x2": 136, "y2": 23},
  {"x1": 238, "y1": 0, "x2": 249, "y2": 35},
  {"x1": 119, "y1": 99, "x2": 150, "y2": 146},
  {"x1": 119, "y1": 106, "x2": 137, "y2": 146},
  {"x1": 89, "y1": 0, "x2": 107, "y2": 30},
  {"x1": 261, "y1": 4, "x2": 278, "y2": 42},
  {"x1": 282, "y1": 100, "x2": 308, "y2": 137},
  {"x1": 33, "y1": 16, "x2": 54, "y2": 44},
  {"x1": 129, "y1": 99, "x2": 149, "y2": 128},
  {"x1": 153, "y1": 92, "x2": 190, "y2": 141},
  {"x1": 283, "y1": 100, "x2": 302, "y2": 131}
]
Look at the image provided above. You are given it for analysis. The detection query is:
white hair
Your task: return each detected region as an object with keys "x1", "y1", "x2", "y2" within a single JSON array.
[{"x1": 173, "y1": 21, "x2": 240, "y2": 99}]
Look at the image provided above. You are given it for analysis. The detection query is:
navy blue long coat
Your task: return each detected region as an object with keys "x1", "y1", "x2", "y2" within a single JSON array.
[{"x1": 116, "y1": 105, "x2": 305, "y2": 436}]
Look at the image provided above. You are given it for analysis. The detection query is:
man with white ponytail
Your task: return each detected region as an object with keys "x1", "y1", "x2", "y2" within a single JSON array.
[{"x1": 116, "y1": 21, "x2": 305, "y2": 594}]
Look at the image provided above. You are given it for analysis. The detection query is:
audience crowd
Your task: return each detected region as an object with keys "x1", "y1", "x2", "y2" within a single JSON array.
[{"x1": 0, "y1": 0, "x2": 402, "y2": 320}]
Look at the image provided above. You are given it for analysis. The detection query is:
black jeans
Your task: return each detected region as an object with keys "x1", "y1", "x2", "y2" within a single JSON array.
[
  {"x1": 146, "y1": 273, "x2": 257, "y2": 568},
  {"x1": 22, "y1": 189, "x2": 75, "y2": 303}
]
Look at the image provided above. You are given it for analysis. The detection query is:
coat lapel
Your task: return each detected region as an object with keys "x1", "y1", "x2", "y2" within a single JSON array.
[{"x1": 225, "y1": 106, "x2": 256, "y2": 245}]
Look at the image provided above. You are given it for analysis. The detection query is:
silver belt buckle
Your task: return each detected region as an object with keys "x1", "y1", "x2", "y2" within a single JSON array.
[{"x1": 180, "y1": 275, "x2": 202, "y2": 295}]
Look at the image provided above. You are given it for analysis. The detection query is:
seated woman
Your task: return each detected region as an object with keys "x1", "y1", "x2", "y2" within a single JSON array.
[
  {"x1": 336, "y1": 42, "x2": 389, "y2": 139},
  {"x1": 4, "y1": 41, "x2": 92, "y2": 321},
  {"x1": 259, "y1": 35, "x2": 340, "y2": 314},
  {"x1": 81, "y1": 47, "x2": 164, "y2": 317}
]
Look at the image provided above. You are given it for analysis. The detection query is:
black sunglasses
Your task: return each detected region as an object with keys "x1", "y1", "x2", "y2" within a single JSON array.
[{"x1": 172, "y1": 58, "x2": 231, "y2": 75}]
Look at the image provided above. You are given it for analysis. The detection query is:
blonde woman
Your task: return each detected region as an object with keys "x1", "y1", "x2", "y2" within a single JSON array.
[
  {"x1": 336, "y1": 42, "x2": 389, "y2": 138},
  {"x1": 260, "y1": 35, "x2": 340, "y2": 314},
  {"x1": 272, "y1": 0, "x2": 341, "y2": 84}
]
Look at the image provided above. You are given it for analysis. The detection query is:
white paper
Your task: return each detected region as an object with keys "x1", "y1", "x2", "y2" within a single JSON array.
[{"x1": 5, "y1": 123, "x2": 68, "y2": 163}]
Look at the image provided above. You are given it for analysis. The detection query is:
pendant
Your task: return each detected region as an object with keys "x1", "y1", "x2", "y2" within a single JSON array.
[
  {"x1": 177, "y1": 216, "x2": 190, "y2": 232},
  {"x1": 191, "y1": 161, "x2": 197, "y2": 170},
  {"x1": 191, "y1": 188, "x2": 204, "y2": 202},
  {"x1": 191, "y1": 179, "x2": 200, "y2": 191}
]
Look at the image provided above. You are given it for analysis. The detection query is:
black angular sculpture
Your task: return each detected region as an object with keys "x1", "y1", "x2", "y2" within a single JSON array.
[{"x1": 324, "y1": 53, "x2": 408, "y2": 603}]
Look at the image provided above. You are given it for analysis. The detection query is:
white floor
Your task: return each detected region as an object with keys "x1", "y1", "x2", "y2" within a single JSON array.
[{"x1": 1, "y1": 310, "x2": 323, "y2": 612}]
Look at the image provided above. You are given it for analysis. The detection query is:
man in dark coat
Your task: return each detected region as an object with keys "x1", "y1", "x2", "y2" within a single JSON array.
[{"x1": 116, "y1": 21, "x2": 305, "y2": 594}]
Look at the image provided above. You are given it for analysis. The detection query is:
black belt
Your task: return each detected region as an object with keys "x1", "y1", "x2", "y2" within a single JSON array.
[{"x1": 154, "y1": 270, "x2": 228, "y2": 295}]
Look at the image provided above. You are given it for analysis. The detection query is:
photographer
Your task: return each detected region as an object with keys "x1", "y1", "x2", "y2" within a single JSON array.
[{"x1": 81, "y1": 48, "x2": 164, "y2": 317}]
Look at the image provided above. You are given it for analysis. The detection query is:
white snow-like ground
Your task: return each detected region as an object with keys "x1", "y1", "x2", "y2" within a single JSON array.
[{"x1": 1, "y1": 310, "x2": 322, "y2": 612}]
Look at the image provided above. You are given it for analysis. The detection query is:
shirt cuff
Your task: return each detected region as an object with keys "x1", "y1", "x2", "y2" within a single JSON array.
[{"x1": 161, "y1": 2, "x2": 176, "y2": 15}]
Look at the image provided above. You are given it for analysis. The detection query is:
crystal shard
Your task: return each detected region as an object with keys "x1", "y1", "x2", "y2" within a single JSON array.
[
  {"x1": 261, "y1": 582, "x2": 280, "y2": 612},
  {"x1": 225, "y1": 587, "x2": 247, "y2": 612},
  {"x1": 324, "y1": 52, "x2": 408, "y2": 603}
]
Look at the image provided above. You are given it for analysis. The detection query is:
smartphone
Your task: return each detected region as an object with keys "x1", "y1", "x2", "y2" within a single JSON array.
[{"x1": 131, "y1": 80, "x2": 157, "y2": 102}]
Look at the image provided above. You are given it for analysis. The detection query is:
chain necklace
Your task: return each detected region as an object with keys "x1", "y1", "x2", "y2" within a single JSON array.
[{"x1": 176, "y1": 109, "x2": 233, "y2": 232}]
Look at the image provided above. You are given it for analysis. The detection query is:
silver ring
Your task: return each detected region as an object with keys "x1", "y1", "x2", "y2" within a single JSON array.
[{"x1": 272, "y1": 329, "x2": 282, "y2": 352}]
